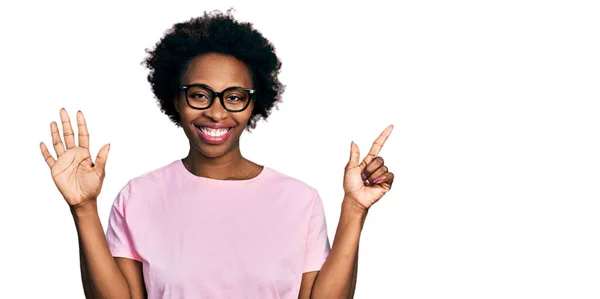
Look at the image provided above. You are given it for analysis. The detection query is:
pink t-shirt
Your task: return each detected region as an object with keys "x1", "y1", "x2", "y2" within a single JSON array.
[{"x1": 106, "y1": 160, "x2": 331, "y2": 299}]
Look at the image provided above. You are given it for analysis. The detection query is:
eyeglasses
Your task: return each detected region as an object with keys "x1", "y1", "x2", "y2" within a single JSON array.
[{"x1": 180, "y1": 84, "x2": 255, "y2": 112}]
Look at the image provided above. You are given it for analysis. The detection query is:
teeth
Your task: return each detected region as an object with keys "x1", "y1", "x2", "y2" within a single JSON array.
[{"x1": 201, "y1": 127, "x2": 230, "y2": 137}]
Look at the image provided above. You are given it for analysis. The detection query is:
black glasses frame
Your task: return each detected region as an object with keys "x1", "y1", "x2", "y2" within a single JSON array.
[{"x1": 180, "y1": 84, "x2": 256, "y2": 112}]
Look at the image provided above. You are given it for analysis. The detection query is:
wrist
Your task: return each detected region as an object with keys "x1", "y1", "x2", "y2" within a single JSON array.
[
  {"x1": 340, "y1": 197, "x2": 369, "y2": 234},
  {"x1": 342, "y1": 196, "x2": 369, "y2": 217},
  {"x1": 70, "y1": 199, "x2": 98, "y2": 218}
]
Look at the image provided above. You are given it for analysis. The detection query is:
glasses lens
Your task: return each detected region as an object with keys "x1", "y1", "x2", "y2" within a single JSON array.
[
  {"x1": 222, "y1": 88, "x2": 251, "y2": 111},
  {"x1": 186, "y1": 86, "x2": 214, "y2": 109}
]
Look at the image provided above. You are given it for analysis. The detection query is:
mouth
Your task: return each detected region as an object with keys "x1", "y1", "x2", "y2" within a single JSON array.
[{"x1": 195, "y1": 126, "x2": 235, "y2": 145}]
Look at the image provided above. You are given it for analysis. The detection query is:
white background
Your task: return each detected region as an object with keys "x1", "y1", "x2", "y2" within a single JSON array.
[{"x1": 0, "y1": 0, "x2": 599, "y2": 298}]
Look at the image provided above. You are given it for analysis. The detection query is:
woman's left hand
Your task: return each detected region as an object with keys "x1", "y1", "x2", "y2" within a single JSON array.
[{"x1": 343, "y1": 125, "x2": 395, "y2": 211}]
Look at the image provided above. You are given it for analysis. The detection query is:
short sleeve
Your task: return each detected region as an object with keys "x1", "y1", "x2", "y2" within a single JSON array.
[
  {"x1": 105, "y1": 183, "x2": 142, "y2": 262},
  {"x1": 303, "y1": 191, "x2": 331, "y2": 273}
]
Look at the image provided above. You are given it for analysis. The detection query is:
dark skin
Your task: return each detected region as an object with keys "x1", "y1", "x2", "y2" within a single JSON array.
[
  {"x1": 41, "y1": 52, "x2": 394, "y2": 298},
  {"x1": 175, "y1": 53, "x2": 263, "y2": 181}
]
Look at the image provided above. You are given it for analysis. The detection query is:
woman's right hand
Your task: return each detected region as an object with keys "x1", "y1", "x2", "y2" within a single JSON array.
[{"x1": 40, "y1": 109, "x2": 111, "y2": 208}]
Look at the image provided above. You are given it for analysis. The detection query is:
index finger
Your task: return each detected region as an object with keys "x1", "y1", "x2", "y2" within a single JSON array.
[{"x1": 360, "y1": 124, "x2": 393, "y2": 170}]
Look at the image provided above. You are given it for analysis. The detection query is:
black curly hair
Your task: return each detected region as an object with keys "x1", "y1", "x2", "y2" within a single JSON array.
[{"x1": 142, "y1": 9, "x2": 284, "y2": 130}]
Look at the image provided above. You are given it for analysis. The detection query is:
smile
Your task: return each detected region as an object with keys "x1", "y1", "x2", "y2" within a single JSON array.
[
  {"x1": 195, "y1": 126, "x2": 234, "y2": 145},
  {"x1": 199, "y1": 127, "x2": 232, "y2": 137}
]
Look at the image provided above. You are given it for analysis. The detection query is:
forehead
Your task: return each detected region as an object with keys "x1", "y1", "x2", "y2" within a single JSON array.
[{"x1": 181, "y1": 53, "x2": 253, "y2": 90}]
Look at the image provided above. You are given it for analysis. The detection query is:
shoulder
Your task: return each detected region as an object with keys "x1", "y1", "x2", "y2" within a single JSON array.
[
  {"x1": 263, "y1": 167, "x2": 320, "y2": 203},
  {"x1": 132, "y1": 159, "x2": 180, "y2": 183},
  {"x1": 116, "y1": 160, "x2": 181, "y2": 202}
]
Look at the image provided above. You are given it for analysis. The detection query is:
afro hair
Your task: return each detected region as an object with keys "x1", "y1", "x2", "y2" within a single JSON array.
[{"x1": 142, "y1": 9, "x2": 285, "y2": 130}]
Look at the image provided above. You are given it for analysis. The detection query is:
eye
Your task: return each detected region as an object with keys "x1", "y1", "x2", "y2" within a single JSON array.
[
  {"x1": 190, "y1": 93, "x2": 209, "y2": 100},
  {"x1": 226, "y1": 95, "x2": 241, "y2": 101}
]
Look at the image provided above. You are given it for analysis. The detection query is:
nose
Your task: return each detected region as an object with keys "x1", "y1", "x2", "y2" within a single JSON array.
[{"x1": 203, "y1": 96, "x2": 228, "y2": 122}]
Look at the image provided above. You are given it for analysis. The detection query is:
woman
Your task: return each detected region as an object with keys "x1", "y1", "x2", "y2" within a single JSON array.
[{"x1": 40, "y1": 10, "x2": 394, "y2": 299}]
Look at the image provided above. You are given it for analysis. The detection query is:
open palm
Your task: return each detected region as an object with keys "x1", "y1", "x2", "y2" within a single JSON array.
[{"x1": 40, "y1": 109, "x2": 110, "y2": 207}]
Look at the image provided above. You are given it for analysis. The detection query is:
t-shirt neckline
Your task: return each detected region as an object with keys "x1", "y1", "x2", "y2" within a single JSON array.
[{"x1": 175, "y1": 159, "x2": 271, "y2": 186}]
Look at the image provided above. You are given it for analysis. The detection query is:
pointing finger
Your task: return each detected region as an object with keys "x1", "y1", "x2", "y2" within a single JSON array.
[{"x1": 360, "y1": 124, "x2": 393, "y2": 170}]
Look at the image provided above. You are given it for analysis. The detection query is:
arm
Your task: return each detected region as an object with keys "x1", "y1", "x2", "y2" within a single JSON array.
[
  {"x1": 301, "y1": 126, "x2": 396, "y2": 298},
  {"x1": 348, "y1": 244, "x2": 359, "y2": 296},
  {"x1": 71, "y1": 200, "x2": 145, "y2": 299},
  {"x1": 308, "y1": 199, "x2": 366, "y2": 299},
  {"x1": 40, "y1": 110, "x2": 146, "y2": 298}
]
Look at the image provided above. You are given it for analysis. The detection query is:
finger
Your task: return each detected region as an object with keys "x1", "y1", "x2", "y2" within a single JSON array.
[
  {"x1": 50, "y1": 121, "x2": 65, "y2": 157},
  {"x1": 60, "y1": 108, "x2": 76, "y2": 149},
  {"x1": 367, "y1": 164, "x2": 388, "y2": 184},
  {"x1": 360, "y1": 124, "x2": 393, "y2": 170},
  {"x1": 373, "y1": 172, "x2": 395, "y2": 186},
  {"x1": 94, "y1": 143, "x2": 111, "y2": 176},
  {"x1": 77, "y1": 110, "x2": 90, "y2": 149},
  {"x1": 346, "y1": 141, "x2": 361, "y2": 171},
  {"x1": 40, "y1": 142, "x2": 56, "y2": 168},
  {"x1": 362, "y1": 156, "x2": 384, "y2": 180}
]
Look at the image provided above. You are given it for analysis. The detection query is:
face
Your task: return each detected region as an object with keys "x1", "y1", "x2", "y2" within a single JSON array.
[{"x1": 175, "y1": 53, "x2": 254, "y2": 158}]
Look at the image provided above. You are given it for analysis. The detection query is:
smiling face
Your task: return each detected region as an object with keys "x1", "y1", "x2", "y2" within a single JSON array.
[{"x1": 175, "y1": 53, "x2": 255, "y2": 158}]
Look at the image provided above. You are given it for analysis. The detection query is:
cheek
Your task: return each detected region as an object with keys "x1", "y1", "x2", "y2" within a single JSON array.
[
  {"x1": 241, "y1": 104, "x2": 255, "y2": 125},
  {"x1": 238, "y1": 111, "x2": 253, "y2": 127},
  {"x1": 178, "y1": 105, "x2": 199, "y2": 123}
]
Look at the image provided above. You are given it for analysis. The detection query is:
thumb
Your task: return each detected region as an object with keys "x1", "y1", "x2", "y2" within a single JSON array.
[
  {"x1": 346, "y1": 141, "x2": 360, "y2": 170},
  {"x1": 94, "y1": 143, "x2": 111, "y2": 175}
]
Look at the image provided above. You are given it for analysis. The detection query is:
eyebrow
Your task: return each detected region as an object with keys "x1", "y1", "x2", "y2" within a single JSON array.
[{"x1": 183, "y1": 82, "x2": 250, "y2": 89}]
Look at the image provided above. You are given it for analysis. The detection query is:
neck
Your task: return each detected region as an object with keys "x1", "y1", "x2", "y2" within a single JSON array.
[{"x1": 183, "y1": 143, "x2": 254, "y2": 180}]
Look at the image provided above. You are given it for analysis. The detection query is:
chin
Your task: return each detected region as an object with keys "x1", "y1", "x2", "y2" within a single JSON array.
[{"x1": 189, "y1": 142, "x2": 227, "y2": 158}]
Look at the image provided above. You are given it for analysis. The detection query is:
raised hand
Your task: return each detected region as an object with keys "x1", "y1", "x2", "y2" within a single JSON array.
[
  {"x1": 344, "y1": 125, "x2": 395, "y2": 210},
  {"x1": 40, "y1": 109, "x2": 110, "y2": 208}
]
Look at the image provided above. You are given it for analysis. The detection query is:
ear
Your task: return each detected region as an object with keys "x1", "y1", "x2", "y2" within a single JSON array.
[{"x1": 174, "y1": 97, "x2": 180, "y2": 113}]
